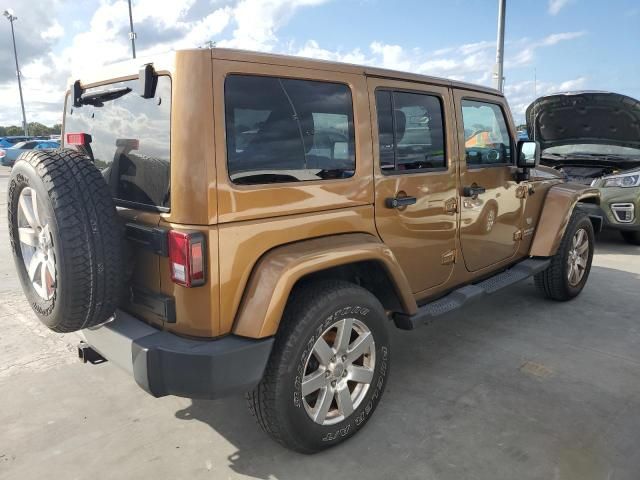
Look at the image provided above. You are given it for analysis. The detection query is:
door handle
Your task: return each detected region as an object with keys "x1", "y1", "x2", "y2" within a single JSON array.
[
  {"x1": 462, "y1": 184, "x2": 486, "y2": 197},
  {"x1": 385, "y1": 196, "x2": 417, "y2": 209}
]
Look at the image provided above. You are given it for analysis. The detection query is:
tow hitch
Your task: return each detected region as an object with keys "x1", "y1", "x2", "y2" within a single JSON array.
[{"x1": 78, "y1": 341, "x2": 107, "y2": 364}]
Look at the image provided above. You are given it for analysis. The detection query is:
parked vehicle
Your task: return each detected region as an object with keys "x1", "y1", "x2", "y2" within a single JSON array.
[
  {"x1": 0, "y1": 140, "x2": 60, "y2": 166},
  {"x1": 7, "y1": 49, "x2": 600, "y2": 453},
  {"x1": 527, "y1": 91, "x2": 640, "y2": 245},
  {"x1": 0, "y1": 136, "x2": 31, "y2": 148}
]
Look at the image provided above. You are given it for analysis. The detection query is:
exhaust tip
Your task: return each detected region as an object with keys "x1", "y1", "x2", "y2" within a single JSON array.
[{"x1": 78, "y1": 341, "x2": 107, "y2": 365}]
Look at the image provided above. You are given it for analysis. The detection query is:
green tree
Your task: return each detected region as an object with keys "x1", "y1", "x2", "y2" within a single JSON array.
[{"x1": 0, "y1": 123, "x2": 61, "y2": 137}]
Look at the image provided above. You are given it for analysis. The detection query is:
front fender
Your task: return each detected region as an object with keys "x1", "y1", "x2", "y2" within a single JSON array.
[
  {"x1": 529, "y1": 183, "x2": 600, "y2": 257},
  {"x1": 232, "y1": 233, "x2": 416, "y2": 338}
]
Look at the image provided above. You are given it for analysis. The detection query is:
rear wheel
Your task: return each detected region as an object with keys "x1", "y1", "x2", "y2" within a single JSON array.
[
  {"x1": 534, "y1": 211, "x2": 594, "y2": 301},
  {"x1": 247, "y1": 280, "x2": 390, "y2": 453},
  {"x1": 620, "y1": 230, "x2": 640, "y2": 245}
]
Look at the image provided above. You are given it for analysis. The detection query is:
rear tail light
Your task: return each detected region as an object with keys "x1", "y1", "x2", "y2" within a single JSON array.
[
  {"x1": 66, "y1": 132, "x2": 92, "y2": 145},
  {"x1": 0, "y1": 150, "x2": 5, "y2": 158},
  {"x1": 168, "y1": 230, "x2": 206, "y2": 287}
]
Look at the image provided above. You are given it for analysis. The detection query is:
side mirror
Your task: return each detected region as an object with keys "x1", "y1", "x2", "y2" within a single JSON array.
[{"x1": 517, "y1": 140, "x2": 540, "y2": 169}]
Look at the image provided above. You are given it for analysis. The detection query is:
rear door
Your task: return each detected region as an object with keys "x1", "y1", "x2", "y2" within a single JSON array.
[
  {"x1": 63, "y1": 75, "x2": 173, "y2": 326},
  {"x1": 453, "y1": 90, "x2": 524, "y2": 272},
  {"x1": 369, "y1": 77, "x2": 458, "y2": 294}
]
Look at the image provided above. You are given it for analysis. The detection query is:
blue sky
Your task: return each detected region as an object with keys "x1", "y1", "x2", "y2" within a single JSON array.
[{"x1": 1, "y1": 0, "x2": 639, "y2": 126}]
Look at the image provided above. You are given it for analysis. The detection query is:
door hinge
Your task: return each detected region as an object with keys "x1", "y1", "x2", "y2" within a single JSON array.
[
  {"x1": 441, "y1": 250, "x2": 456, "y2": 265},
  {"x1": 513, "y1": 230, "x2": 523, "y2": 241},
  {"x1": 444, "y1": 198, "x2": 458, "y2": 214}
]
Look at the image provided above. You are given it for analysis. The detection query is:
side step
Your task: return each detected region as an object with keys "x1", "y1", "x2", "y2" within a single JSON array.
[{"x1": 393, "y1": 258, "x2": 551, "y2": 330}]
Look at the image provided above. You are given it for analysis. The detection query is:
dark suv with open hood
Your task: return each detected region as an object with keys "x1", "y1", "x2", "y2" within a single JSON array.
[{"x1": 527, "y1": 91, "x2": 640, "y2": 245}]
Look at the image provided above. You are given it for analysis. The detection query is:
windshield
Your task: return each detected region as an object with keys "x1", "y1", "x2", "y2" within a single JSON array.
[{"x1": 544, "y1": 144, "x2": 640, "y2": 158}]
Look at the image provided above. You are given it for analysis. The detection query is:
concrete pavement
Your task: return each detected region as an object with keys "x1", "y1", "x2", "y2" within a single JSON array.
[{"x1": 1, "y1": 165, "x2": 639, "y2": 479}]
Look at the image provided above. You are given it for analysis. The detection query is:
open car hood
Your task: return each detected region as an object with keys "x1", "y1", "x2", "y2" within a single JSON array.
[{"x1": 526, "y1": 91, "x2": 640, "y2": 151}]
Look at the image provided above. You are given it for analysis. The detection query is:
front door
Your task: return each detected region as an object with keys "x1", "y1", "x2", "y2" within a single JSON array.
[
  {"x1": 453, "y1": 90, "x2": 524, "y2": 272},
  {"x1": 369, "y1": 78, "x2": 458, "y2": 294}
]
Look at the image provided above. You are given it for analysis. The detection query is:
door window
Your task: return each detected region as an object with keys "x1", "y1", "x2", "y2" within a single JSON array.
[
  {"x1": 375, "y1": 90, "x2": 446, "y2": 173},
  {"x1": 461, "y1": 100, "x2": 512, "y2": 167}
]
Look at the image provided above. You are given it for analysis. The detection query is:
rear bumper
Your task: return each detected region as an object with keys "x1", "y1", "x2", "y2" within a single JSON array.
[{"x1": 83, "y1": 310, "x2": 274, "y2": 399}]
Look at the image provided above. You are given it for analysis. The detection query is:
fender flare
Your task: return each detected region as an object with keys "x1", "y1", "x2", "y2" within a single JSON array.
[
  {"x1": 529, "y1": 183, "x2": 600, "y2": 257},
  {"x1": 232, "y1": 233, "x2": 417, "y2": 338}
]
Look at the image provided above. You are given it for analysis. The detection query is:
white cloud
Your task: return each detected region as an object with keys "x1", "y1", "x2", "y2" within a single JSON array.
[
  {"x1": 509, "y1": 31, "x2": 585, "y2": 67},
  {"x1": 0, "y1": 0, "x2": 589, "y2": 127},
  {"x1": 218, "y1": 0, "x2": 331, "y2": 51},
  {"x1": 504, "y1": 76, "x2": 587, "y2": 122},
  {"x1": 41, "y1": 21, "x2": 64, "y2": 41},
  {"x1": 548, "y1": 0, "x2": 572, "y2": 15},
  {"x1": 540, "y1": 31, "x2": 585, "y2": 46}
]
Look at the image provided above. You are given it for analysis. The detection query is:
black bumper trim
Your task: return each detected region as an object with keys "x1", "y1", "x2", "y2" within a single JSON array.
[
  {"x1": 83, "y1": 310, "x2": 274, "y2": 399},
  {"x1": 578, "y1": 203, "x2": 640, "y2": 232}
]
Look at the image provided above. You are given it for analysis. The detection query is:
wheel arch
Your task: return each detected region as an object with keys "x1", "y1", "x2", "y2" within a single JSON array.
[
  {"x1": 529, "y1": 183, "x2": 600, "y2": 257},
  {"x1": 232, "y1": 233, "x2": 417, "y2": 338}
]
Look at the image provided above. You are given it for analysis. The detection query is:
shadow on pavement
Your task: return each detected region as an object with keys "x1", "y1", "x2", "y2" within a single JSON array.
[{"x1": 173, "y1": 265, "x2": 640, "y2": 480}]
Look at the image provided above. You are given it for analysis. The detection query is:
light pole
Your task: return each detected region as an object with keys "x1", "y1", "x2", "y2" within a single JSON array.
[
  {"x1": 493, "y1": 0, "x2": 506, "y2": 92},
  {"x1": 127, "y1": 0, "x2": 136, "y2": 59},
  {"x1": 3, "y1": 9, "x2": 28, "y2": 136}
]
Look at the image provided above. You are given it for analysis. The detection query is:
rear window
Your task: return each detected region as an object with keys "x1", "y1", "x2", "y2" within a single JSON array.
[
  {"x1": 224, "y1": 75, "x2": 355, "y2": 185},
  {"x1": 64, "y1": 76, "x2": 171, "y2": 210}
]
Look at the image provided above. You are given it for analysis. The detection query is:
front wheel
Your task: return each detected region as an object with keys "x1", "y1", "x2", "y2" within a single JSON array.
[
  {"x1": 247, "y1": 280, "x2": 390, "y2": 453},
  {"x1": 535, "y1": 211, "x2": 595, "y2": 301}
]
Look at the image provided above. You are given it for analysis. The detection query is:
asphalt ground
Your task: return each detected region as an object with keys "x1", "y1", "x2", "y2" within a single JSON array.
[{"x1": 1, "y1": 165, "x2": 639, "y2": 479}]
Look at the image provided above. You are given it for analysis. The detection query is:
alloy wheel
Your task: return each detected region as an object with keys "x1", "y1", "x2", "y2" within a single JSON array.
[
  {"x1": 17, "y1": 187, "x2": 56, "y2": 300},
  {"x1": 567, "y1": 227, "x2": 589, "y2": 286},
  {"x1": 301, "y1": 318, "x2": 376, "y2": 425}
]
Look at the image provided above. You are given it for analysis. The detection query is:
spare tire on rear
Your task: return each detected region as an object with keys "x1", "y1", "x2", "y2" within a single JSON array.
[{"x1": 7, "y1": 149, "x2": 123, "y2": 332}]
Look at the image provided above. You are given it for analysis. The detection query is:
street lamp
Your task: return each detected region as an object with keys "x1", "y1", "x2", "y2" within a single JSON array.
[
  {"x1": 127, "y1": 0, "x2": 137, "y2": 59},
  {"x1": 3, "y1": 8, "x2": 29, "y2": 136},
  {"x1": 492, "y1": 0, "x2": 506, "y2": 92}
]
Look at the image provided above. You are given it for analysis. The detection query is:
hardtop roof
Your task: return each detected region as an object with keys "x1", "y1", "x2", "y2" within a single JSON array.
[
  {"x1": 210, "y1": 48, "x2": 501, "y2": 96},
  {"x1": 72, "y1": 48, "x2": 500, "y2": 97}
]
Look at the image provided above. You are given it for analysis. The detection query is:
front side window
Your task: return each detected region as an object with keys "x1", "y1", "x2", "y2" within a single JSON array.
[
  {"x1": 461, "y1": 99, "x2": 512, "y2": 167},
  {"x1": 375, "y1": 89, "x2": 446, "y2": 173},
  {"x1": 65, "y1": 76, "x2": 171, "y2": 209},
  {"x1": 224, "y1": 75, "x2": 355, "y2": 185}
]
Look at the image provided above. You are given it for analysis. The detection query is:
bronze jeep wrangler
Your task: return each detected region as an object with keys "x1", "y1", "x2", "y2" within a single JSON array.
[{"x1": 7, "y1": 48, "x2": 600, "y2": 453}]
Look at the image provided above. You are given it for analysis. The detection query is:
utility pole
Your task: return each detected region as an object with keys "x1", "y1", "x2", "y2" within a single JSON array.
[
  {"x1": 3, "y1": 9, "x2": 28, "y2": 136},
  {"x1": 127, "y1": 0, "x2": 136, "y2": 59},
  {"x1": 493, "y1": 0, "x2": 506, "y2": 92}
]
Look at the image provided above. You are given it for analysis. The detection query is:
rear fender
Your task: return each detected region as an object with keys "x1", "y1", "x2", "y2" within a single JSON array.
[
  {"x1": 529, "y1": 183, "x2": 600, "y2": 257},
  {"x1": 232, "y1": 233, "x2": 416, "y2": 338}
]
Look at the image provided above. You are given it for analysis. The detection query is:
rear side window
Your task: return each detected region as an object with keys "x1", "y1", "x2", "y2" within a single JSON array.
[
  {"x1": 224, "y1": 75, "x2": 355, "y2": 185},
  {"x1": 375, "y1": 89, "x2": 446, "y2": 172},
  {"x1": 64, "y1": 76, "x2": 171, "y2": 210},
  {"x1": 461, "y1": 99, "x2": 512, "y2": 167}
]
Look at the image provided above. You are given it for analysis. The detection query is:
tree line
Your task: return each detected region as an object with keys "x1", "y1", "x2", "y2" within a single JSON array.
[{"x1": 0, "y1": 123, "x2": 62, "y2": 137}]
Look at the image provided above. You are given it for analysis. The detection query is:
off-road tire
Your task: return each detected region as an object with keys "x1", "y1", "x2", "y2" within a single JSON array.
[
  {"x1": 620, "y1": 230, "x2": 640, "y2": 246},
  {"x1": 534, "y1": 211, "x2": 594, "y2": 301},
  {"x1": 7, "y1": 149, "x2": 122, "y2": 332},
  {"x1": 247, "y1": 280, "x2": 390, "y2": 453}
]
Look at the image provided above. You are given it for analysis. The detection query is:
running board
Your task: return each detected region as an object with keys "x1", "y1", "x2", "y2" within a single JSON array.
[{"x1": 393, "y1": 258, "x2": 551, "y2": 330}]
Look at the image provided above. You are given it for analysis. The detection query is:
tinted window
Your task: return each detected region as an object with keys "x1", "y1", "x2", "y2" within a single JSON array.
[
  {"x1": 461, "y1": 100, "x2": 512, "y2": 167},
  {"x1": 65, "y1": 76, "x2": 171, "y2": 209},
  {"x1": 225, "y1": 75, "x2": 355, "y2": 185},
  {"x1": 375, "y1": 90, "x2": 446, "y2": 172}
]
